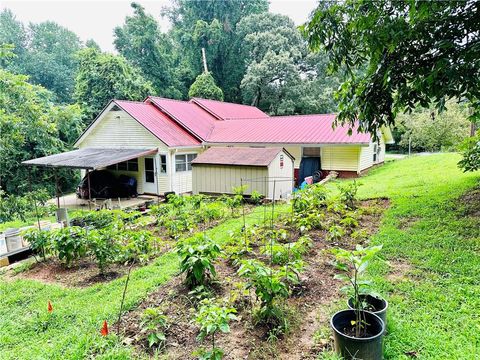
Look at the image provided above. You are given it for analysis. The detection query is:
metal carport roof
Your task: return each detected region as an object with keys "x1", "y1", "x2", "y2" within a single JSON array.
[{"x1": 22, "y1": 148, "x2": 158, "y2": 170}]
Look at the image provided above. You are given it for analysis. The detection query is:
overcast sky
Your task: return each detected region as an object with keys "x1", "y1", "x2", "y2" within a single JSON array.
[{"x1": 1, "y1": 0, "x2": 318, "y2": 53}]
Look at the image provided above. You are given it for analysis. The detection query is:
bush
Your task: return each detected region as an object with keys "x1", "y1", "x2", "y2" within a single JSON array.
[
  {"x1": 238, "y1": 259, "x2": 299, "y2": 330},
  {"x1": 458, "y1": 131, "x2": 480, "y2": 172},
  {"x1": 195, "y1": 298, "x2": 237, "y2": 360},
  {"x1": 338, "y1": 181, "x2": 359, "y2": 209},
  {"x1": 0, "y1": 189, "x2": 52, "y2": 223},
  {"x1": 88, "y1": 229, "x2": 122, "y2": 273},
  {"x1": 140, "y1": 307, "x2": 169, "y2": 348},
  {"x1": 50, "y1": 227, "x2": 87, "y2": 267},
  {"x1": 22, "y1": 228, "x2": 51, "y2": 260},
  {"x1": 176, "y1": 234, "x2": 222, "y2": 288}
]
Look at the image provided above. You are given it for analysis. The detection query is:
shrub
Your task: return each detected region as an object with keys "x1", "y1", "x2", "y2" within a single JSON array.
[
  {"x1": 237, "y1": 259, "x2": 299, "y2": 330},
  {"x1": 176, "y1": 234, "x2": 221, "y2": 288},
  {"x1": 250, "y1": 190, "x2": 264, "y2": 205},
  {"x1": 458, "y1": 130, "x2": 480, "y2": 172},
  {"x1": 338, "y1": 181, "x2": 359, "y2": 209},
  {"x1": 328, "y1": 224, "x2": 345, "y2": 242},
  {"x1": 119, "y1": 230, "x2": 156, "y2": 263},
  {"x1": 0, "y1": 189, "x2": 52, "y2": 223},
  {"x1": 50, "y1": 227, "x2": 87, "y2": 267},
  {"x1": 140, "y1": 307, "x2": 169, "y2": 348},
  {"x1": 195, "y1": 298, "x2": 237, "y2": 360},
  {"x1": 88, "y1": 229, "x2": 121, "y2": 273},
  {"x1": 22, "y1": 228, "x2": 51, "y2": 260}
]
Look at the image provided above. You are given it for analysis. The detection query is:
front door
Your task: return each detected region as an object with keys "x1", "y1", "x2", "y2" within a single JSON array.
[{"x1": 143, "y1": 157, "x2": 157, "y2": 194}]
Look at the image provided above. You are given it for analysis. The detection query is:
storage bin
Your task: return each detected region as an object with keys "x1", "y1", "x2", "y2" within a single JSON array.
[
  {"x1": 0, "y1": 233, "x2": 7, "y2": 255},
  {"x1": 5, "y1": 228, "x2": 22, "y2": 252}
]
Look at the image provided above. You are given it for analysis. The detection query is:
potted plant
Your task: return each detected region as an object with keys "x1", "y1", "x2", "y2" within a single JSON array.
[{"x1": 331, "y1": 244, "x2": 385, "y2": 360}]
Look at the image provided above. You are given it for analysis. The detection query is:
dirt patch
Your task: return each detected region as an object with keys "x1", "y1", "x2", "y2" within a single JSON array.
[
  {"x1": 397, "y1": 216, "x2": 420, "y2": 230},
  {"x1": 458, "y1": 186, "x2": 480, "y2": 218},
  {"x1": 116, "y1": 198, "x2": 389, "y2": 359},
  {"x1": 387, "y1": 259, "x2": 414, "y2": 283},
  {"x1": 7, "y1": 259, "x2": 130, "y2": 287}
]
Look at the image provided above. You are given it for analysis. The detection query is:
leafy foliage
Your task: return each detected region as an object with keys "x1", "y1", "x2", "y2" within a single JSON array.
[
  {"x1": 140, "y1": 307, "x2": 169, "y2": 348},
  {"x1": 332, "y1": 244, "x2": 383, "y2": 337},
  {"x1": 176, "y1": 234, "x2": 222, "y2": 288},
  {"x1": 188, "y1": 72, "x2": 224, "y2": 101},
  {"x1": 114, "y1": 3, "x2": 182, "y2": 98},
  {"x1": 338, "y1": 181, "x2": 359, "y2": 209},
  {"x1": 195, "y1": 298, "x2": 237, "y2": 360},
  {"x1": 394, "y1": 100, "x2": 472, "y2": 152},
  {"x1": 0, "y1": 64, "x2": 83, "y2": 195},
  {"x1": 50, "y1": 227, "x2": 87, "y2": 267},
  {"x1": 303, "y1": 1, "x2": 480, "y2": 137},
  {"x1": 0, "y1": 189, "x2": 52, "y2": 222},
  {"x1": 458, "y1": 131, "x2": 480, "y2": 172},
  {"x1": 0, "y1": 10, "x2": 81, "y2": 103},
  {"x1": 74, "y1": 48, "x2": 154, "y2": 122},
  {"x1": 237, "y1": 259, "x2": 299, "y2": 329}
]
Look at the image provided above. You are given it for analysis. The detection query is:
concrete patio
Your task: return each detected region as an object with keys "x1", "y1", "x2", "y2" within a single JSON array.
[{"x1": 47, "y1": 193, "x2": 160, "y2": 210}]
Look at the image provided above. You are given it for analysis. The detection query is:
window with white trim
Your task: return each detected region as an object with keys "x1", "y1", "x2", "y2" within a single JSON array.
[
  {"x1": 159, "y1": 155, "x2": 167, "y2": 174},
  {"x1": 175, "y1": 154, "x2": 197, "y2": 172}
]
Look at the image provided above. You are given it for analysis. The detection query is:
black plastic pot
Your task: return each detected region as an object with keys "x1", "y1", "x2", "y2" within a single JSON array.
[
  {"x1": 330, "y1": 309, "x2": 385, "y2": 360},
  {"x1": 348, "y1": 294, "x2": 388, "y2": 326}
]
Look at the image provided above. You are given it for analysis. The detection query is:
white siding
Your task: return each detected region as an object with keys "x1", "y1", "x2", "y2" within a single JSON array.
[
  {"x1": 171, "y1": 149, "x2": 202, "y2": 194},
  {"x1": 267, "y1": 152, "x2": 295, "y2": 199},
  {"x1": 321, "y1": 146, "x2": 361, "y2": 172},
  {"x1": 78, "y1": 110, "x2": 167, "y2": 150},
  {"x1": 358, "y1": 136, "x2": 386, "y2": 172}
]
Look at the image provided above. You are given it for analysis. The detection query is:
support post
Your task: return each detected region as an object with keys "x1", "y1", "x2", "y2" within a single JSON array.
[
  {"x1": 54, "y1": 169, "x2": 60, "y2": 209},
  {"x1": 28, "y1": 168, "x2": 41, "y2": 230},
  {"x1": 86, "y1": 169, "x2": 92, "y2": 210}
]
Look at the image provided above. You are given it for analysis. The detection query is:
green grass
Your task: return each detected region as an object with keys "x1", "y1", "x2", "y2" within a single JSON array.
[
  {"x1": 0, "y1": 216, "x2": 57, "y2": 232},
  {"x1": 1, "y1": 154, "x2": 479, "y2": 359},
  {"x1": 330, "y1": 153, "x2": 480, "y2": 359},
  {"x1": 0, "y1": 205, "x2": 285, "y2": 359}
]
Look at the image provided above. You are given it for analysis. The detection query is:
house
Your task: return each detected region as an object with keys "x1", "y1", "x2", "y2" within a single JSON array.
[
  {"x1": 26, "y1": 97, "x2": 394, "y2": 197},
  {"x1": 191, "y1": 147, "x2": 295, "y2": 199}
]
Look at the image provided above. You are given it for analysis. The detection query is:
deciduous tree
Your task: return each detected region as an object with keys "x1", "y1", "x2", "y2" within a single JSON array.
[{"x1": 302, "y1": 0, "x2": 480, "y2": 137}]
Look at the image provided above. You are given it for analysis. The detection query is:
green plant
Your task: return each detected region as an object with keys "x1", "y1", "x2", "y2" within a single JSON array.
[
  {"x1": 458, "y1": 130, "x2": 480, "y2": 172},
  {"x1": 328, "y1": 224, "x2": 345, "y2": 242},
  {"x1": 332, "y1": 244, "x2": 383, "y2": 337},
  {"x1": 338, "y1": 181, "x2": 359, "y2": 209},
  {"x1": 250, "y1": 190, "x2": 264, "y2": 204},
  {"x1": 88, "y1": 229, "x2": 121, "y2": 273},
  {"x1": 237, "y1": 259, "x2": 299, "y2": 330},
  {"x1": 50, "y1": 227, "x2": 87, "y2": 267},
  {"x1": 176, "y1": 234, "x2": 221, "y2": 288},
  {"x1": 140, "y1": 307, "x2": 169, "y2": 348},
  {"x1": 340, "y1": 214, "x2": 359, "y2": 229},
  {"x1": 195, "y1": 298, "x2": 237, "y2": 360},
  {"x1": 22, "y1": 228, "x2": 51, "y2": 261}
]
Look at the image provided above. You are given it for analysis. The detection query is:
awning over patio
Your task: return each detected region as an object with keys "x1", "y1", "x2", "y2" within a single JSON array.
[{"x1": 22, "y1": 147, "x2": 158, "y2": 170}]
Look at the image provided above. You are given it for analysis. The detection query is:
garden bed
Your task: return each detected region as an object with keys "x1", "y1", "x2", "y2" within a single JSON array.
[{"x1": 117, "y1": 196, "x2": 388, "y2": 359}]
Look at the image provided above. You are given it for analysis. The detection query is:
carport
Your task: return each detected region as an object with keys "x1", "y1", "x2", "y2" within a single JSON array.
[{"x1": 22, "y1": 147, "x2": 158, "y2": 209}]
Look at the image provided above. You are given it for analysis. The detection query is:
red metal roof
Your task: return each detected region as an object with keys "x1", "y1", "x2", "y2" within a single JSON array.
[
  {"x1": 147, "y1": 97, "x2": 217, "y2": 140},
  {"x1": 191, "y1": 98, "x2": 269, "y2": 120},
  {"x1": 192, "y1": 147, "x2": 285, "y2": 167},
  {"x1": 205, "y1": 114, "x2": 371, "y2": 145},
  {"x1": 114, "y1": 100, "x2": 201, "y2": 147}
]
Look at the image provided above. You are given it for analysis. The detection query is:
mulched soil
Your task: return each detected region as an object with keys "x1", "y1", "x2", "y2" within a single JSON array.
[
  {"x1": 9, "y1": 259, "x2": 129, "y2": 287},
  {"x1": 117, "y1": 198, "x2": 389, "y2": 359}
]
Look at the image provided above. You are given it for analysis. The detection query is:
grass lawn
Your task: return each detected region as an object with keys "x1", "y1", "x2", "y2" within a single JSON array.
[
  {"x1": 0, "y1": 205, "x2": 286, "y2": 360},
  {"x1": 0, "y1": 153, "x2": 478, "y2": 359},
  {"x1": 341, "y1": 153, "x2": 480, "y2": 359}
]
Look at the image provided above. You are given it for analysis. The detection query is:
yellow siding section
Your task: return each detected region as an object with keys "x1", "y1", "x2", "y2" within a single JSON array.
[
  {"x1": 321, "y1": 146, "x2": 360, "y2": 172},
  {"x1": 284, "y1": 146, "x2": 302, "y2": 168},
  {"x1": 193, "y1": 165, "x2": 269, "y2": 196},
  {"x1": 79, "y1": 110, "x2": 166, "y2": 149}
]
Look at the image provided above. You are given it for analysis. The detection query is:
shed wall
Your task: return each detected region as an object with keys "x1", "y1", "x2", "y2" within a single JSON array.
[
  {"x1": 267, "y1": 152, "x2": 294, "y2": 199},
  {"x1": 193, "y1": 165, "x2": 269, "y2": 196}
]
